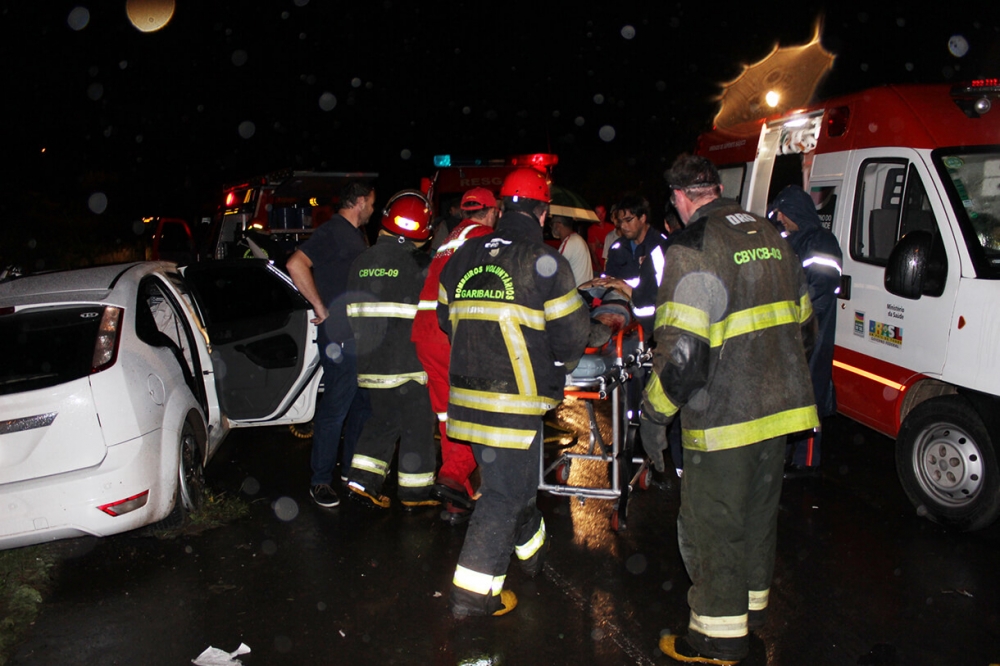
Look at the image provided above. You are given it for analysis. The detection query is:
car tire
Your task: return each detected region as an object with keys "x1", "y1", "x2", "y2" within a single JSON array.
[
  {"x1": 152, "y1": 422, "x2": 206, "y2": 530},
  {"x1": 895, "y1": 395, "x2": 1000, "y2": 531}
]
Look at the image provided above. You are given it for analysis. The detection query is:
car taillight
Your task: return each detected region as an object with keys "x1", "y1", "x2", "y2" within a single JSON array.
[
  {"x1": 91, "y1": 306, "x2": 122, "y2": 373},
  {"x1": 98, "y1": 490, "x2": 149, "y2": 517}
]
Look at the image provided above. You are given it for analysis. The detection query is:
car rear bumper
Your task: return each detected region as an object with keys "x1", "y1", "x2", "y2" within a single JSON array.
[{"x1": 0, "y1": 433, "x2": 173, "y2": 550}]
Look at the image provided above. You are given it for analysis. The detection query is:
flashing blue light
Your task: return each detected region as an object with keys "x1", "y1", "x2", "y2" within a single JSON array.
[{"x1": 433, "y1": 154, "x2": 452, "y2": 167}]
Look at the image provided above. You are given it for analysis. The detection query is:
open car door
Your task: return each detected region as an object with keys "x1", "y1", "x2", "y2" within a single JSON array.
[{"x1": 179, "y1": 260, "x2": 321, "y2": 433}]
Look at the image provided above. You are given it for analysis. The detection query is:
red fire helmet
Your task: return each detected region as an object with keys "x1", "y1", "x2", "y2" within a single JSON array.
[
  {"x1": 499, "y1": 168, "x2": 551, "y2": 204},
  {"x1": 381, "y1": 190, "x2": 433, "y2": 240}
]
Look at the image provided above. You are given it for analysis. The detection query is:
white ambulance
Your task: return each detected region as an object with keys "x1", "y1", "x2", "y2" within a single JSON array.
[{"x1": 696, "y1": 81, "x2": 1000, "y2": 530}]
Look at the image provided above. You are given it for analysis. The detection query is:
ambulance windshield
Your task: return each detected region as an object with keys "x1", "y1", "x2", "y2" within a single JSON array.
[{"x1": 938, "y1": 151, "x2": 1000, "y2": 276}]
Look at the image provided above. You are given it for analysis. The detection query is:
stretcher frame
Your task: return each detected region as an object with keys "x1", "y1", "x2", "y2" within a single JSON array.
[{"x1": 539, "y1": 321, "x2": 654, "y2": 530}]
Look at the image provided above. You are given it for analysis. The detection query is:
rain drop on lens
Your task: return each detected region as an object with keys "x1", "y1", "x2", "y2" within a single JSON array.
[
  {"x1": 481, "y1": 449, "x2": 497, "y2": 464},
  {"x1": 319, "y1": 92, "x2": 337, "y2": 111},
  {"x1": 535, "y1": 255, "x2": 558, "y2": 278},
  {"x1": 261, "y1": 539, "x2": 277, "y2": 555},
  {"x1": 400, "y1": 149, "x2": 411, "y2": 160},
  {"x1": 238, "y1": 121, "x2": 256, "y2": 139},
  {"x1": 88, "y1": 193, "x2": 108, "y2": 215},
  {"x1": 67, "y1": 7, "x2": 90, "y2": 31},
  {"x1": 621, "y1": 25, "x2": 636, "y2": 40},
  {"x1": 401, "y1": 452, "x2": 422, "y2": 472},
  {"x1": 273, "y1": 496, "x2": 300, "y2": 522},
  {"x1": 599, "y1": 125, "x2": 616, "y2": 142}
]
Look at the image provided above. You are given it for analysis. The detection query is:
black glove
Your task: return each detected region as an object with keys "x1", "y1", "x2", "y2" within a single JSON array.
[{"x1": 639, "y1": 413, "x2": 669, "y2": 473}]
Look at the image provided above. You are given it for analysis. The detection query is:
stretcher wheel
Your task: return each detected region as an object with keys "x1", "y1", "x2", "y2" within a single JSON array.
[
  {"x1": 610, "y1": 502, "x2": 627, "y2": 532},
  {"x1": 555, "y1": 462, "x2": 571, "y2": 484},
  {"x1": 638, "y1": 467, "x2": 653, "y2": 491}
]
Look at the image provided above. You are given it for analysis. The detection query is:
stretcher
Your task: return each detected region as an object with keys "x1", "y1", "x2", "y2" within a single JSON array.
[{"x1": 539, "y1": 319, "x2": 654, "y2": 531}]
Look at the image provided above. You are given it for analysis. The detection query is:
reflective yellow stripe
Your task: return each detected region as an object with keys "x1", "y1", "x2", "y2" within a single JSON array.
[
  {"x1": 644, "y1": 374, "x2": 680, "y2": 419},
  {"x1": 438, "y1": 282, "x2": 448, "y2": 305},
  {"x1": 748, "y1": 588, "x2": 769, "y2": 612},
  {"x1": 453, "y1": 565, "x2": 505, "y2": 596},
  {"x1": 357, "y1": 372, "x2": 428, "y2": 389},
  {"x1": 398, "y1": 471, "x2": 436, "y2": 488},
  {"x1": 437, "y1": 225, "x2": 480, "y2": 255},
  {"x1": 799, "y1": 292, "x2": 813, "y2": 322},
  {"x1": 448, "y1": 301, "x2": 543, "y2": 396},
  {"x1": 832, "y1": 360, "x2": 905, "y2": 391},
  {"x1": 447, "y1": 419, "x2": 537, "y2": 449},
  {"x1": 543, "y1": 289, "x2": 584, "y2": 321},
  {"x1": 655, "y1": 301, "x2": 710, "y2": 339},
  {"x1": 346, "y1": 302, "x2": 418, "y2": 319},
  {"x1": 514, "y1": 518, "x2": 546, "y2": 560},
  {"x1": 689, "y1": 610, "x2": 748, "y2": 639},
  {"x1": 448, "y1": 301, "x2": 546, "y2": 330},
  {"x1": 707, "y1": 300, "x2": 801, "y2": 347},
  {"x1": 417, "y1": 300, "x2": 438, "y2": 311},
  {"x1": 683, "y1": 405, "x2": 819, "y2": 451},
  {"x1": 450, "y1": 387, "x2": 558, "y2": 416},
  {"x1": 351, "y1": 454, "x2": 389, "y2": 476}
]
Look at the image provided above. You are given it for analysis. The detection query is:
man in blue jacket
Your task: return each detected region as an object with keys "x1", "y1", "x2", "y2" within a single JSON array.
[{"x1": 768, "y1": 185, "x2": 844, "y2": 479}]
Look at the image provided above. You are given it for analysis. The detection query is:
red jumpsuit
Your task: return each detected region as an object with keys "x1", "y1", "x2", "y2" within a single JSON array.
[{"x1": 411, "y1": 220, "x2": 494, "y2": 496}]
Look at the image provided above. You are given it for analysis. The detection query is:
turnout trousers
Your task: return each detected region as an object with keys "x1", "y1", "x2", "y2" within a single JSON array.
[
  {"x1": 677, "y1": 436, "x2": 785, "y2": 661},
  {"x1": 415, "y1": 340, "x2": 478, "y2": 495},
  {"x1": 348, "y1": 381, "x2": 436, "y2": 502},
  {"x1": 450, "y1": 427, "x2": 547, "y2": 617}
]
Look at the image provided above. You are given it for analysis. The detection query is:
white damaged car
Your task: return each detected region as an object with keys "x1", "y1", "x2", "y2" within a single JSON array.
[{"x1": 0, "y1": 260, "x2": 322, "y2": 549}]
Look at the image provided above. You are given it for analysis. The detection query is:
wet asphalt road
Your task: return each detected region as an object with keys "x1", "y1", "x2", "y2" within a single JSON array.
[{"x1": 9, "y1": 400, "x2": 1000, "y2": 666}]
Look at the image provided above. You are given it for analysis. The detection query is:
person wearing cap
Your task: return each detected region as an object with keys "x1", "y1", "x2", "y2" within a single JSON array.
[
  {"x1": 550, "y1": 215, "x2": 594, "y2": 286},
  {"x1": 642, "y1": 155, "x2": 818, "y2": 664},
  {"x1": 768, "y1": 184, "x2": 843, "y2": 480},
  {"x1": 439, "y1": 168, "x2": 589, "y2": 618},
  {"x1": 411, "y1": 187, "x2": 500, "y2": 524},
  {"x1": 343, "y1": 190, "x2": 438, "y2": 509}
]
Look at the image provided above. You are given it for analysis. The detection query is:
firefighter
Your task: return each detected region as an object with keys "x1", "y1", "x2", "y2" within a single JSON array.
[
  {"x1": 343, "y1": 190, "x2": 439, "y2": 509},
  {"x1": 642, "y1": 155, "x2": 818, "y2": 663},
  {"x1": 412, "y1": 187, "x2": 500, "y2": 524},
  {"x1": 438, "y1": 168, "x2": 589, "y2": 617}
]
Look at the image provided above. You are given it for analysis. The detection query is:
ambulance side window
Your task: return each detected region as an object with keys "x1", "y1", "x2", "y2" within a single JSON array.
[{"x1": 850, "y1": 159, "x2": 908, "y2": 265}]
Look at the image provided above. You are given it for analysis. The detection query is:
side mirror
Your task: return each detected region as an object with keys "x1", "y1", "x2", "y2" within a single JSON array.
[{"x1": 884, "y1": 230, "x2": 946, "y2": 299}]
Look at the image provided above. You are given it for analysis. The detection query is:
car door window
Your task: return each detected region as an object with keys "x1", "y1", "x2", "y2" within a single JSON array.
[
  {"x1": 851, "y1": 159, "x2": 908, "y2": 265},
  {"x1": 136, "y1": 279, "x2": 197, "y2": 386}
]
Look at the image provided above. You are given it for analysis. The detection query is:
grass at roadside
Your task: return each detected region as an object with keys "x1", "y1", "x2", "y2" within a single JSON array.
[
  {"x1": 0, "y1": 545, "x2": 55, "y2": 666},
  {"x1": 152, "y1": 490, "x2": 250, "y2": 539}
]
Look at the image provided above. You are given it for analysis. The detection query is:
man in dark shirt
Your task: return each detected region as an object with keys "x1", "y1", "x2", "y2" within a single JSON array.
[{"x1": 286, "y1": 180, "x2": 376, "y2": 508}]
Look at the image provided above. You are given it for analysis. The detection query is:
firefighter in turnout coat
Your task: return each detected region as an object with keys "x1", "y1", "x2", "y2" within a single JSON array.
[
  {"x1": 643, "y1": 156, "x2": 818, "y2": 664},
  {"x1": 344, "y1": 190, "x2": 438, "y2": 509},
  {"x1": 438, "y1": 168, "x2": 589, "y2": 617}
]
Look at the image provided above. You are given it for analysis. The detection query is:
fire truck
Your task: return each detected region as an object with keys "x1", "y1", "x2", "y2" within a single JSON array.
[
  {"x1": 695, "y1": 80, "x2": 1000, "y2": 530},
  {"x1": 206, "y1": 169, "x2": 378, "y2": 267}
]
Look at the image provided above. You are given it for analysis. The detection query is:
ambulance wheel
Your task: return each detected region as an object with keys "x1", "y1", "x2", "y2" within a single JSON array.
[
  {"x1": 638, "y1": 467, "x2": 653, "y2": 491},
  {"x1": 896, "y1": 395, "x2": 1000, "y2": 531},
  {"x1": 555, "y1": 462, "x2": 571, "y2": 484}
]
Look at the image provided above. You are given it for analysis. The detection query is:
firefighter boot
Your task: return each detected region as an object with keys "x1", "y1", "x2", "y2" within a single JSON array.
[
  {"x1": 492, "y1": 589, "x2": 518, "y2": 616},
  {"x1": 430, "y1": 478, "x2": 474, "y2": 511},
  {"x1": 440, "y1": 501, "x2": 473, "y2": 525},
  {"x1": 659, "y1": 635, "x2": 739, "y2": 665},
  {"x1": 346, "y1": 480, "x2": 391, "y2": 509}
]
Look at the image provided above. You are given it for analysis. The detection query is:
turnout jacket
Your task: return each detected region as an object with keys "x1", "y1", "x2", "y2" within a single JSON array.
[
  {"x1": 642, "y1": 198, "x2": 819, "y2": 451},
  {"x1": 346, "y1": 233, "x2": 431, "y2": 388},
  {"x1": 437, "y1": 211, "x2": 589, "y2": 449}
]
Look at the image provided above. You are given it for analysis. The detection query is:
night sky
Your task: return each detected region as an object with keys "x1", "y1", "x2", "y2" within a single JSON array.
[{"x1": 2, "y1": 1, "x2": 1000, "y2": 269}]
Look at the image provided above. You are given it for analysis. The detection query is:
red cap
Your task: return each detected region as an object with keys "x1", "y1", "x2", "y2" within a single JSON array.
[{"x1": 460, "y1": 187, "x2": 497, "y2": 211}]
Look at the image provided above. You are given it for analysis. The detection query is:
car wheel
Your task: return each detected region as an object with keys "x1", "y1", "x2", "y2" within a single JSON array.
[
  {"x1": 895, "y1": 395, "x2": 1000, "y2": 531},
  {"x1": 152, "y1": 422, "x2": 206, "y2": 529},
  {"x1": 178, "y1": 422, "x2": 207, "y2": 513}
]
